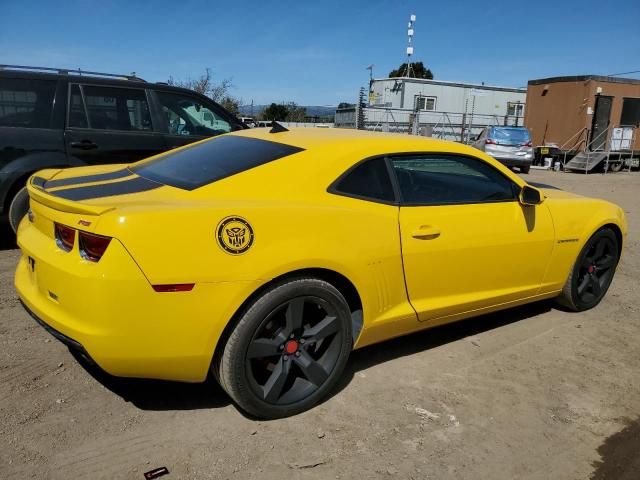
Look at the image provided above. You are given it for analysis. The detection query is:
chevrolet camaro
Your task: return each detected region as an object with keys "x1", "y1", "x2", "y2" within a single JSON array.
[{"x1": 15, "y1": 126, "x2": 627, "y2": 418}]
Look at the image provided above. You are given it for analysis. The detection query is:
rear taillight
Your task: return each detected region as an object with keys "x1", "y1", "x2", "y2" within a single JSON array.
[
  {"x1": 485, "y1": 139, "x2": 497, "y2": 144},
  {"x1": 521, "y1": 141, "x2": 532, "y2": 147},
  {"x1": 54, "y1": 223, "x2": 75, "y2": 252},
  {"x1": 79, "y1": 231, "x2": 111, "y2": 262}
]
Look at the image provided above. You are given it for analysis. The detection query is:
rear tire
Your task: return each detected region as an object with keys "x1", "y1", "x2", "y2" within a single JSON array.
[
  {"x1": 8, "y1": 186, "x2": 29, "y2": 234},
  {"x1": 556, "y1": 228, "x2": 619, "y2": 311},
  {"x1": 520, "y1": 165, "x2": 530, "y2": 174},
  {"x1": 216, "y1": 277, "x2": 353, "y2": 419}
]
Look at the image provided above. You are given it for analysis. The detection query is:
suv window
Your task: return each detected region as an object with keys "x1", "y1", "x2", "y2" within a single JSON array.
[
  {"x1": 0, "y1": 78, "x2": 56, "y2": 128},
  {"x1": 391, "y1": 154, "x2": 517, "y2": 205},
  {"x1": 132, "y1": 135, "x2": 303, "y2": 190},
  {"x1": 68, "y1": 84, "x2": 88, "y2": 128},
  {"x1": 80, "y1": 85, "x2": 152, "y2": 131},
  {"x1": 156, "y1": 91, "x2": 231, "y2": 136},
  {"x1": 333, "y1": 157, "x2": 395, "y2": 203}
]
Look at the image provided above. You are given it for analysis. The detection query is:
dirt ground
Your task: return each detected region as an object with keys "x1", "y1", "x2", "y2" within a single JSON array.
[{"x1": 1, "y1": 169, "x2": 639, "y2": 480}]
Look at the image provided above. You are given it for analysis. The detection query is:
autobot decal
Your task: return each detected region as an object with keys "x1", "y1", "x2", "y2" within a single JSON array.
[{"x1": 216, "y1": 216, "x2": 254, "y2": 255}]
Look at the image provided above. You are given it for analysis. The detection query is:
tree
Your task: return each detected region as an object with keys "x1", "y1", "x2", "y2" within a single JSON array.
[
  {"x1": 220, "y1": 96, "x2": 240, "y2": 116},
  {"x1": 337, "y1": 102, "x2": 355, "y2": 109},
  {"x1": 263, "y1": 103, "x2": 289, "y2": 121},
  {"x1": 388, "y1": 61, "x2": 433, "y2": 79},
  {"x1": 285, "y1": 102, "x2": 306, "y2": 122},
  {"x1": 168, "y1": 68, "x2": 239, "y2": 104}
]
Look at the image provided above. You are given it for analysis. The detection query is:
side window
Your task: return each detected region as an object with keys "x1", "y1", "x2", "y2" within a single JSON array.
[
  {"x1": 156, "y1": 91, "x2": 231, "y2": 136},
  {"x1": 81, "y1": 85, "x2": 152, "y2": 131},
  {"x1": 0, "y1": 78, "x2": 56, "y2": 128},
  {"x1": 333, "y1": 157, "x2": 395, "y2": 203},
  {"x1": 391, "y1": 154, "x2": 517, "y2": 205},
  {"x1": 68, "y1": 84, "x2": 88, "y2": 128}
]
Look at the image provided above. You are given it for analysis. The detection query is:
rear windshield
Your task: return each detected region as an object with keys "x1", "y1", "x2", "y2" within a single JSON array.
[
  {"x1": 489, "y1": 127, "x2": 531, "y2": 145},
  {"x1": 132, "y1": 135, "x2": 304, "y2": 190}
]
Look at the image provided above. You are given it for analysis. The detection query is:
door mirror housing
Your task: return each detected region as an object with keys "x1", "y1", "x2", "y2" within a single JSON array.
[{"x1": 519, "y1": 185, "x2": 544, "y2": 206}]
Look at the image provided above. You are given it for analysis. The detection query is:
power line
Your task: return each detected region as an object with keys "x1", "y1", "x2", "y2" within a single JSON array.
[{"x1": 606, "y1": 69, "x2": 640, "y2": 76}]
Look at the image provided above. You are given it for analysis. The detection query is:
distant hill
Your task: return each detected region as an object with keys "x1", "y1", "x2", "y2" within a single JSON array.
[{"x1": 238, "y1": 105, "x2": 337, "y2": 118}]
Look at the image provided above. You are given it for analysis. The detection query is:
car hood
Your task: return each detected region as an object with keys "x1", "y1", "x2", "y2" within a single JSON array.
[{"x1": 527, "y1": 182, "x2": 582, "y2": 200}]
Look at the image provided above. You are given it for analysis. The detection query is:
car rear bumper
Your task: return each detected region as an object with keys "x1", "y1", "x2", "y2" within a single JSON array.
[
  {"x1": 490, "y1": 154, "x2": 533, "y2": 167},
  {"x1": 14, "y1": 216, "x2": 260, "y2": 382}
]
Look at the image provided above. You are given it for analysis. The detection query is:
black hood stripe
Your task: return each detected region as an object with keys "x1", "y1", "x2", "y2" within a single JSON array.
[
  {"x1": 50, "y1": 176, "x2": 162, "y2": 201},
  {"x1": 32, "y1": 176, "x2": 47, "y2": 188},
  {"x1": 44, "y1": 169, "x2": 131, "y2": 189}
]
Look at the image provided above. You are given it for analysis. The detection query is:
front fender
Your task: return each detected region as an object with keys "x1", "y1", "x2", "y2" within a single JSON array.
[{"x1": 540, "y1": 197, "x2": 627, "y2": 292}]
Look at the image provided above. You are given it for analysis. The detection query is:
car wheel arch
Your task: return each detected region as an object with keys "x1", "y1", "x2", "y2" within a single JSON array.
[{"x1": 210, "y1": 267, "x2": 364, "y2": 375}]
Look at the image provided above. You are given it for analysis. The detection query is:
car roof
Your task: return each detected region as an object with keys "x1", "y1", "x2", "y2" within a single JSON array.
[
  {"x1": 0, "y1": 69, "x2": 209, "y2": 97},
  {"x1": 229, "y1": 126, "x2": 464, "y2": 152}
]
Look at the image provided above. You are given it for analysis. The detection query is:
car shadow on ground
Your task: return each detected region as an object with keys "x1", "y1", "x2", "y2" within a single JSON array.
[
  {"x1": 69, "y1": 300, "x2": 555, "y2": 414},
  {"x1": 0, "y1": 222, "x2": 17, "y2": 250}
]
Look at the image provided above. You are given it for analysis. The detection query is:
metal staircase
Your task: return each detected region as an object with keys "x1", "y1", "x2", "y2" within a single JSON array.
[{"x1": 564, "y1": 151, "x2": 609, "y2": 172}]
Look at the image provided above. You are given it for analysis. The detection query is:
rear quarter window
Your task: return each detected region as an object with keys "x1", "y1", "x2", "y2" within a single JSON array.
[
  {"x1": 132, "y1": 135, "x2": 304, "y2": 190},
  {"x1": 0, "y1": 78, "x2": 56, "y2": 128}
]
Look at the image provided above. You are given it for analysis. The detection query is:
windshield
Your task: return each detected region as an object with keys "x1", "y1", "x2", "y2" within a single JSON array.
[
  {"x1": 132, "y1": 135, "x2": 304, "y2": 190},
  {"x1": 489, "y1": 127, "x2": 531, "y2": 145}
]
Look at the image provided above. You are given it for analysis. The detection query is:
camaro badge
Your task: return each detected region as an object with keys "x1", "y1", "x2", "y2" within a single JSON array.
[{"x1": 216, "y1": 216, "x2": 254, "y2": 255}]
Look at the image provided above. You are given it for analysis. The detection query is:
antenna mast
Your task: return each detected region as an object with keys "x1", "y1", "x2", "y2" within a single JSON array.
[{"x1": 403, "y1": 14, "x2": 416, "y2": 78}]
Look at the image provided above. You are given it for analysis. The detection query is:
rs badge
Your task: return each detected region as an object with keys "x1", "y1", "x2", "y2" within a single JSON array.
[{"x1": 216, "y1": 216, "x2": 254, "y2": 255}]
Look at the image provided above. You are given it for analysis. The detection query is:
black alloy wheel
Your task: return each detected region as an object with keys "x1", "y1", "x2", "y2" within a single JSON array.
[
  {"x1": 217, "y1": 278, "x2": 352, "y2": 419},
  {"x1": 558, "y1": 228, "x2": 620, "y2": 311}
]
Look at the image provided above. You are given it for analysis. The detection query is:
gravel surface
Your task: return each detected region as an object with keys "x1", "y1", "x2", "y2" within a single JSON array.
[{"x1": 1, "y1": 169, "x2": 639, "y2": 480}]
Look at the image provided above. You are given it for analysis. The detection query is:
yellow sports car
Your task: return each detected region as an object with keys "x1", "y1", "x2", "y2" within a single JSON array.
[{"x1": 15, "y1": 126, "x2": 626, "y2": 418}]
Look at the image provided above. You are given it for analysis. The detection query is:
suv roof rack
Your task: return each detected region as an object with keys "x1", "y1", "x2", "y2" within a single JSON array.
[{"x1": 0, "y1": 64, "x2": 146, "y2": 82}]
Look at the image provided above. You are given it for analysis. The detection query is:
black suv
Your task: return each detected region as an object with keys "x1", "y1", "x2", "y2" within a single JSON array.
[{"x1": 0, "y1": 65, "x2": 244, "y2": 232}]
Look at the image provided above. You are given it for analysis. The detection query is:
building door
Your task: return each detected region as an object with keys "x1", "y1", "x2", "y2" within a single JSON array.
[{"x1": 590, "y1": 96, "x2": 613, "y2": 150}]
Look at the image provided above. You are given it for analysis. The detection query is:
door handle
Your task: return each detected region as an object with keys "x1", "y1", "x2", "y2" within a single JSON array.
[
  {"x1": 411, "y1": 226, "x2": 441, "y2": 240},
  {"x1": 70, "y1": 141, "x2": 98, "y2": 150}
]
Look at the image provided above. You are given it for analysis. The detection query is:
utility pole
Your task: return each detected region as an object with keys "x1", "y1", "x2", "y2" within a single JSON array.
[{"x1": 403, "y1": 14, "x2": 416, "y2": 78}]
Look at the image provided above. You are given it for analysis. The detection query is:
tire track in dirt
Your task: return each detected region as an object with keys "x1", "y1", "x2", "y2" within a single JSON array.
[{"x1": 51, "y1": 432, "x2": 165, "y2": 479}]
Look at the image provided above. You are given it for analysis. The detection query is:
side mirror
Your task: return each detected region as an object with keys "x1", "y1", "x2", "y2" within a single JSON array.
[{"x1": 519, "y1": 185, "x2": 544, "y2": 206}]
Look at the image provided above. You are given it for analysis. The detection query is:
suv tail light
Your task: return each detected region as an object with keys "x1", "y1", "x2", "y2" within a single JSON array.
[
  {"x1": 54, "y1": 223, "x2": 75, "y2": 252},
  {"x1": 521, "y1": 141, "x2": 532, "y2": 147},
  {"x1": 485, "y1": 139, "x2": 497, "y2": 145},
  {"x1": 79, "y1": 231, "x2": 111, "y2": 262}
]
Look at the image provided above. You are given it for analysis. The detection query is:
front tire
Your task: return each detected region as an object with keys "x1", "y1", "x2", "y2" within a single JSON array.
[
  {"x1": 556, "y1": 228, "x2": 620, "y2": 311},
  {"x1": 520, "y1": 165, "x2": 530, "y2": 174},
  {"x1": 217, "y1": 277, "x2": 353, "y2": 419},
  {"x1": 9, "y1": 186, "x2": 29, "y2": 233}
]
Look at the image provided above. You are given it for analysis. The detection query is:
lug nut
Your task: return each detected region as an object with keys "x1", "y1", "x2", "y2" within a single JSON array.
[
  {"x1": 279, "y1": 345, "x2": 284, "y2": 350},
  {"x1": 295, "y1": 352, "x2": 301, "y2": 357},
  {"x1": 300, "y1": 339, "x2": 305, "y2": 344}
]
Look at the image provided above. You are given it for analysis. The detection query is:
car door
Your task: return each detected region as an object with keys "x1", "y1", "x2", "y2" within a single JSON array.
[
  {"x1": 64, "y1": 83, "x2": 165, "y2": 166},
  {"x1": 391, "y1": 153, "x2": 555, "y2": 323},
  {"x1": 151, "y1": 90, "x2": 234, "y2": 151}
]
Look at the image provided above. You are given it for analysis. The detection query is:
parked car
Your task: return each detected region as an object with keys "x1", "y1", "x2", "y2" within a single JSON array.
[
  {"x1": 0, "y1": 65, "x2": 244, "y2": 232},
  {"x1": 472, "y1": 126, "x2": 534, "y2": 173},
  {"x1": 16, "y1": 127, "x2": 626, "y2": 418}
]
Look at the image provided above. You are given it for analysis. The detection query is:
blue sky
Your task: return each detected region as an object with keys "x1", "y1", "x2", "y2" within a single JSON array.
[{"x1": 2, "y1": 0, "x2": 639, "y2": 106}]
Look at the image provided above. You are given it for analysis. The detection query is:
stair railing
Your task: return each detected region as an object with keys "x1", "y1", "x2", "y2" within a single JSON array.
[
  {"x1": 559, "y1": 127, "x2": 589, "y2": 169},
  {"x1": 585, "y1": 127, "x2": 611, "y2": 175}
]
